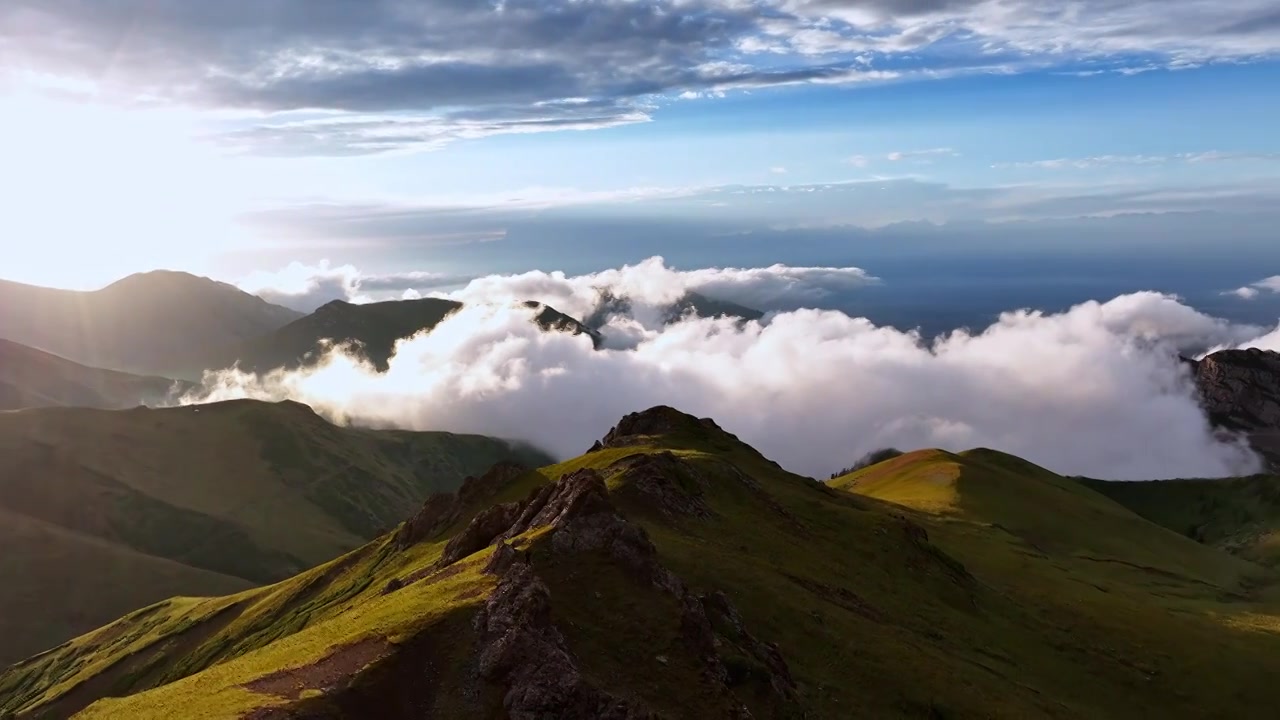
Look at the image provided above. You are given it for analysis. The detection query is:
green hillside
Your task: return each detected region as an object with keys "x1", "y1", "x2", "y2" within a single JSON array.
[
  {"x1": 0, "y1": 400, "x2": 550, "y2": 665},
  {"x1": 7, "y1": 407, "x2": 1280, "y2": 719},
  {"x1": 1081, "y1": 474, "x2": 1280, "y2": 568},
  {"x1": 0, "y1": 339, "x2": 191, "y2": 411}
]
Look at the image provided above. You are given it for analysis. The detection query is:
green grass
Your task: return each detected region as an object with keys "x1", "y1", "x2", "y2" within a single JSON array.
[
  {"x1": 8, "y1": 411, "x2": 1280, "y2": 718},
  {"x1": 1080, "y1": 474, "x2": 1280, "y2": 568},
  {"x1": 0, "y1": 399, "x2": 550, "y2": 665}
]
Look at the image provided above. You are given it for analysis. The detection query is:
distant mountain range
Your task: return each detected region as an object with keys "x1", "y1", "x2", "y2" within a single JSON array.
[
  {"x1": 4, "y1": 405, "x2": 1280, "y2": 719},
  {"x1": 0, "y1": 273, "x2": 750, "y2": 389},
  {"x1": 0, "y1": 271, "x2": 302, "y2": 378}
]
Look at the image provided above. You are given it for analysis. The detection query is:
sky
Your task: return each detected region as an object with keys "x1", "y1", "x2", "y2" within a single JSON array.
[
  {"x1": 1, "y1": 0, "x2": 1279, "y2": 298},
  {"x1": 3, "y1": 1, "x2": 1280, "y2": 478}
]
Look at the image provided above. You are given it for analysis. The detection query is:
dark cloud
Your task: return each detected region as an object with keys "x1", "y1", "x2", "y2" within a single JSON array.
[{"x1": 5, "y1": 0, "x2": 1278, "y2": 155}]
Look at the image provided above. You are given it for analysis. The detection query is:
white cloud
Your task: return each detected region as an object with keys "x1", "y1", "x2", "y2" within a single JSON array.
[
  {"x1": 999, "y1": 151, "x2": 1280, "y2": 171},
  {"x1": 1226, "y1": 287, "x2": 1262, "y2": 300},
  {"x1": 770, "y1": 166, "x2": 789, "y2": 175},
  {"x1": 187, "y1": 267, "x2": 1272, "y2": 481},
  {"x1": 1222, "y1": 275, "x2": 1280, "y2": 301},
  {"x1": 436, "y1": 257, "x2": 880, "y2": 335},
  {"x1": 237, "y1": 260, "x2": 470, "y2": 312},
  {"x1": 886, "y1": 147, "x2": 958, "y2": 163},
  {"x1": 847, "y1": 154, "x2": 870, "y2": 168}
]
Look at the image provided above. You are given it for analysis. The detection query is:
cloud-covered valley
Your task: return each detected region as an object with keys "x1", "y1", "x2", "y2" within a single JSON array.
[{"x1": 199, "y1": 259, "x2": 1280, "y2": 482}]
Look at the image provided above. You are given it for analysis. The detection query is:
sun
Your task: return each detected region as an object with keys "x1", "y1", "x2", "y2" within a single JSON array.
[{"x1": 0, "y1": 92, "x2": 253, "y2": 289}]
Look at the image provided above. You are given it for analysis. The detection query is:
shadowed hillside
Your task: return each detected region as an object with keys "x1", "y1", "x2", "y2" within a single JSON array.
[
  {"x1": 0, "y1": 272, "x2": 301, "y2": 378},
  {"x1": 0, "y1": 400, "x2": 551, "y2": 665},
  {"x1": 1082, "y1": 474, "x2": 1280, "y2": 569},
  {"x1": 7, "y1": 407, "x2": 1280, "y2": 719},
  {"x1": 0, "y1": 339, "x2": 191, "y2": 411}
]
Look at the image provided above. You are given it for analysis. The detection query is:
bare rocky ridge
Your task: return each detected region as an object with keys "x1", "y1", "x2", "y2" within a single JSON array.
[
  {"x1": 1188, "y1": 348, "x2": 1280, "y2": 470},
  {"x1": 407, "y1": 468, "x2": 799, "y2": 718}
]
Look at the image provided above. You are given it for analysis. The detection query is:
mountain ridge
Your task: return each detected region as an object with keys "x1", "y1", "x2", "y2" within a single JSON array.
[{"x1": 9, "y1": 406, "x2": 1280, "y2": 718}]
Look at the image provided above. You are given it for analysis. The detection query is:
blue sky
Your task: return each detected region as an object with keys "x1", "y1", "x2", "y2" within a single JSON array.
[{"x1": 0, "y1": 0, "x2": 1278, "y2": 313}]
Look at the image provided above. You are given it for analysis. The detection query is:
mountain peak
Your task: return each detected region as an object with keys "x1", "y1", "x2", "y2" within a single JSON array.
[{"x1": 590, "y1": 405, "x2": 729, "y2": 452}]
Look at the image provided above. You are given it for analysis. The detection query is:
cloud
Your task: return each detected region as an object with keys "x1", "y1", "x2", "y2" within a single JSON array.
[
  {"x1": 770, "y1": 166, "x2": 789, "y2": 175},
  {"x1": 847, "y1": 155, "x2": 870, "y2": 168},
  {"x1": 998, "y1": 151, "x2": 1280, "y2": 170},
  {"x1": 437, "y1": 257, "x2": 880, "y2": 333},
  {"x1": 238, "y1": 260, "x2": 470, "y2": 312},
  {"x1": 185, "y1": 283, "x2": 1271, "y2": 482},
  {"x1": 887, "y1": 147, "x2": 958, "y2": 162},
  {"x1": 6, "y1": 1, "x2": 1280, "y2": 154},
  {"x1": 1223, "y1": 275, "x2": 1280, "y2": 302}
]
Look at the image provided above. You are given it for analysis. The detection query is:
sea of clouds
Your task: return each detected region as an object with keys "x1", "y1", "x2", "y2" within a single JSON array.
[{"x1": 198, "y1": 257, "x2": 1280, "y2": 481}]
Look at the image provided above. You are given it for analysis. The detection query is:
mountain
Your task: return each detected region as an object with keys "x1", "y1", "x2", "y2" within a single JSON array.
[
  {"x1": 669, "y1": 291, "x2": 766, "y2": 323},
  {"x1": 0, "y1": 339, "x2": 192, "y2": 411},
  {"x1": 9, "y1": 407, "x2": 1280, "y2": 718},
  {"x1": 210, "y1": 298, "x2": 601, "y2": 376},
  {"x1": 0, "y1": 272, "x2": 301, "y2": 378},
  {"x1": 0, "y1": 399, "x2": 551, "y2": 665},
  {"x1": 585, "y1": 290, "x2": 765, "y2": 328},
  {"x1": 1187, "y1": 348, "x2": 1280, "y2": 470}
]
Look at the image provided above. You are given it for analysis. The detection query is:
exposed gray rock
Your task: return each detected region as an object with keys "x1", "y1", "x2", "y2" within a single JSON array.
[{"x1": 1189, "y1": 349, "x2": 1280, "y2": 470}]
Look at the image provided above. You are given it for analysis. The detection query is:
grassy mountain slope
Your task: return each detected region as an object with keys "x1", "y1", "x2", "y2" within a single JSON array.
[
  {"x1": 0, "y1": 339, "x2": 191, "y2": 411},
  {"x1": 1081, "y1": 474, "x2": 1280, "y2": 569},
  {"x1": 0, "y1": 400, "x2": 551, "y2": 665},
  {"x1": 0, "y1": 272, "x2": 301, "y2": 378},
  {"x1": 0, "y1": 508, "x2": 253, "y2": 672},
  {"x1": 210, "y1": 298, "x2": 600, "y2": 377},
  {"x1": 9, "y1": 408, "x2": 1280, "y2": 718}
]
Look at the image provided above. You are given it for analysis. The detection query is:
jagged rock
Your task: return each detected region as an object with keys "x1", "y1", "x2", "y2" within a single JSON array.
[
  {"x1": 396, "y1": 461, "x2": 529, "y2": 549},
  {"x1": 701, "y1": 591, "x2": 798, "y2": 701},
  {"x1": 437, "y1": 502, "x2": 523, "y2": 568},
  {"x1": 473, "y1": 554, "x2": 658, "y2": 719},
  {"x1": 610, "y1": 452, "x2": 715, "y2": 520},
  {"x1": 1188, "y1": 348, "x2": 1280, "y2": 469}
]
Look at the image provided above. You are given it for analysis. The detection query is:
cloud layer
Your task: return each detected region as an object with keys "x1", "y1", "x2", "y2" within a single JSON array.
[
  {"x1": 192, "y1": 266, "x2": 1279, "y2": 481},
  {"x1": 239, "y1": 256, "x2": 880, "y2": 316},
  {"x1": 6, "y1": 1, "x2": 1279, "y2": 154}
]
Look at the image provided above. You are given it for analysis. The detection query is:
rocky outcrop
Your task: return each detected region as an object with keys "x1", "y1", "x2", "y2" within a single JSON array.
[
  {"x1": 609, "y1": 452, "x2": 715, "y2": 520},
  {"x1": 1188, "y1": 349, "x2": 1280, "y2": 469},
  {"x1": 452, "y1": 468, "x2": 798, "y2": 718},
  {"x1": 472, "y1": 557, "x2": 656, "y2": 720},
  {"x1": 395, "y1": 461, "x2": 529, "y2": 549}
]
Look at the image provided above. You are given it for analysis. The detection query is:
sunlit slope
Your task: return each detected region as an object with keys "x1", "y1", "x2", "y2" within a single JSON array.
[
  {"x1": 6, "y1": 408, "x2": 1280, "y2": 719},
  {"x1": 0, "y1": 399, "x2": 550, "y2": 665},
  {"x1": 1082, "y1": 474, "x2": 1280, "y2": 568},
  {"x1": 833, "y1": 448, "x2": 1258, "y2": 589}
]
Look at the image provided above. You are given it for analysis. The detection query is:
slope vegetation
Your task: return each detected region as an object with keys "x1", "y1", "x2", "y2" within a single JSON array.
[
  {"x1": 0, "y1": 400, "x2": 550, "y2": 665},
  {"x1": 6, "y1": 408, "x2": 1280, "y2": 719},
  {"x1": 1082, "y1": 474, "x2": 1280, "y2": 568},
  {"x1": 0, "y1": 339, "x2": 190, "y2": 411},
  {"x1": 0, "y1": 272, "x2": 301, "y2": 378}
]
